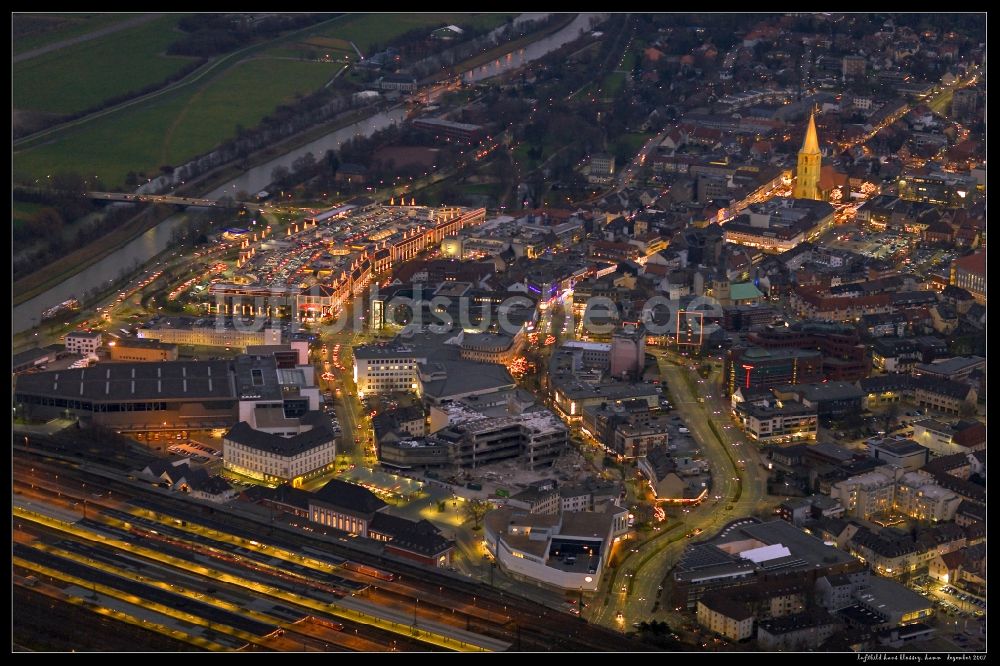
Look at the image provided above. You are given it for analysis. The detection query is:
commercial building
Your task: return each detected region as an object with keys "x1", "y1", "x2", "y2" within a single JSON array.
[
  {"x1": 746, "y1": 322, "x2": 870, "y2": 382},
  {"x1": 670, "y1": 518, "x2": 861, "y2": 609},
  {"x1": 609, "y1": 326, "x2": 645, "y2": 380},
  {"x1": 483, "y1": 506, "x2": 629, "y2": 592},
  {"x1": 724, "y1": 347, "x2": 824, "y2": 396},
  {"x1": 411, "y1": 117, "x2": 484, "y2": 143},
  {"x1": 13, "y1": 360, "x2": 237, "y2": 430},
  {"x1": 353, "y1": 342, "x2": 426, "y2": 396},
  {"x1": 770, "y1": 382, "x2": 864, "y2": 420},
  {"x1": 910, "y1": 419, "x2": 986, "y2": 456},
  {"x1": 12, "y1": 346, "x2": 61, "y2": 374},
  {"x1": 458, "y1": 331, "x2": 525, "y2": 365},
  {"x1": 898, "y1": 171, "x2": 977, "y2": 207},
  {"x1": 306, "y1": 478, "x2": 454, "y2": 567},
  {"x1": 731, "y1": 396, "x2": 818, "y2": 445},
  {"x1": 724, "y1": 198, "x2": 834, "y2": 253},
  {"x1": 856, "y1": 576, "x2": 934, "y2": 626},
  {"x1": 222, "y1": 414, "x2": 336, "y2": 486},
  {"x1": 65, "y1": 331, "x2": 102, "y2": 356},
  {"x1": 581, "y1": 399, "x2": 670, "y2": 459},
  {"x1": 912, "y1": 355, "x2": 985, "y2": 383},
  {"x1": 138, "y1": 317, "x2": 282, "y2": 350},
  {"x1": 868, "y1": 438, "x2": 930, "y2": 472},
  {"x1": 108, "y1": 338, "x2": 179, "y2": 362}
]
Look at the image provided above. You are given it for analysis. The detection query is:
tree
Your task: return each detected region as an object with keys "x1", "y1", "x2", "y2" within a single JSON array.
[{"x1": 462, "y1": 498, "x2": 490, "y2": 531}]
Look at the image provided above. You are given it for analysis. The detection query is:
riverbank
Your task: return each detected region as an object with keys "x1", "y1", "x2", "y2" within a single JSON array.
[
  {"x1": 441, "y1": 13, "x2": 578, "y2": 82},
  {"x1": 11, "y1": 13, "x2": 591, "y2": 314},
  {"x1": 12, "y1": 205, "x2": 175, "y2": 307}
]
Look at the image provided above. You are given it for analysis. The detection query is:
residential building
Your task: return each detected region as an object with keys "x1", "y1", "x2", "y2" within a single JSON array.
[
  {"x1": 830, "y1": 467, "x2": 960, "y2": 522},
  {"x1": 697, "y1": 595, "x2": 756, "y2": 641},
  {"x1": 65, "y1": 331, "x2": 102, "y2": 356},
  {"x1": 757, "y1": 609, "x2": 841, "y2": 650}
]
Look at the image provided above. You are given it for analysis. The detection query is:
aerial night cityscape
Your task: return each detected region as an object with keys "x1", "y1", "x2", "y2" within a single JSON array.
[{"x1": 11, "y1": 12, "x2": 986, "y2": 654}]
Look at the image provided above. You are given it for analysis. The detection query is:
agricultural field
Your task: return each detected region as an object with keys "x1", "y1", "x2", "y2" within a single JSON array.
[
  {"x1": 12, "y1": 13, "x2": 135, "y2": 55},
  {"x1": 14, "y1": 57, "x2": 340, "y2": 187},
  {"x1": 13, "y1": 14, "x2": 197, "y2": 116},
  {"x1": 12, "y1": 13, "x2": 517, "y2": 189},
  {"x1": 307, "y1": 12, "x2": 515, "y2": 55}
]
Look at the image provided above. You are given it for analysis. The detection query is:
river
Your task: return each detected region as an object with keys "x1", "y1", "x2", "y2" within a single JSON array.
[{"x1": 12, "y1": 12, "x2": 606, "y2": 336}]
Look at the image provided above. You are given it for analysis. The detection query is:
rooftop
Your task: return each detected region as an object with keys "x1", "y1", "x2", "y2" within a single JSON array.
[
  {"x1": 310, "y1": 478, "x2": 388, "y2": 517},
  {"x1": 224, "y1": 418, "x2": 335, "y2": 456},
  {"x1": 14, "y1": 360, "x2": 234, "y2": 402}
]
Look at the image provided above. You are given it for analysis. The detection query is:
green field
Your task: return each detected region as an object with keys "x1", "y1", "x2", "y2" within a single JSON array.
[
  {"x1": 601, "y1": 71, "x2": 627, "y2": 97},
  {"x1": 13, "y1": 13, "x2": 135, "y2": 55},
  {"x1": 614, "y1": 132, "x2": 654, "y2": 156},
  {"x1": 12, "y1": 13, "x2": 519, "y2": 188},
  {"x1": 311, "y1": 13, "x2": 515, "y2": 54},
  {"x1": 14, "y1": 58, "x2": 340, "y2": 186},
  {"x1": 14, "y1": 14, "x2": 197, "y2": 116}
]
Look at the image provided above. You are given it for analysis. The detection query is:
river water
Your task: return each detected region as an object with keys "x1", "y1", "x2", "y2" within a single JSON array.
[{"x1": 12, "y1": 12, "x2": 605, "y2": 335}]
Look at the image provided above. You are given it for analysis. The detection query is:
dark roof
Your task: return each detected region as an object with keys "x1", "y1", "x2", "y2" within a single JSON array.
[
  {"x1": 244, "y1": 483, "x2": 312, "y2": 510},
  {"x1": 759, "y1": 609, "x2": 839, "y2": 635},
  {"x1": 699, "y1": 593, "x2": 754, "y2": 621},
  {"x1": 224, "y1": 419, "x2": 335, "y2": 456},
  {"x1": 14, "y1": 360, "x2": 234, "y2": 402},
  {"x1": 310, "y1": 478, "x2": 387, "y2": 516},
  {"x1": 12, "y1": 347, "x2": 58, "y2": 367},
  {"x1": 369, "y1": 513, "x2": 453, "y2": 557}
]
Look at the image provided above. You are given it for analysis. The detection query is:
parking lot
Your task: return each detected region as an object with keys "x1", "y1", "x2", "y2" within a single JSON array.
[{"x1": 166, "y1": 439, "x2": 222, "y2": 465}]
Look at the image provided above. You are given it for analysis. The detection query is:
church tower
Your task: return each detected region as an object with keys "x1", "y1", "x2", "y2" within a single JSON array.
[{"x1": 792, "y1": 110, "x2": 822, "y2": 200}]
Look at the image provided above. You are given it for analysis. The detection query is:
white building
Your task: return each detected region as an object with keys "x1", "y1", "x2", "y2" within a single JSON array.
[
  {"x1": 353, "y1": 343, "x2": 426, "y2": 397},
  {"x1": 830, "y1": 467, "x2": 961, "y2": 522},
  {"x1": 222, "y1": 417, "x2": 336, "y2": 486},
  {"x1": 138, "y1": 319, "x2": 281, "y2": 349},
  {"x1": 484, "y1": 506, "x2": 629, "y2": 593},
  {"x1": 65, "y1": 331, "x2": 102, "y2": 356}
]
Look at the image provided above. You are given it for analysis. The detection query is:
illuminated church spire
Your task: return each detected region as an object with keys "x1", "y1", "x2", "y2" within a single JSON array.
[{"x1": 792, "y1": 109, "x2": 822, "y2": 200}]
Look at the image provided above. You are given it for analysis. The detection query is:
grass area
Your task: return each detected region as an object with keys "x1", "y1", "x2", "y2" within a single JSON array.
[
  {"x1": 13, "y1": 14, "x2": 197, "y2": 116},
  {"x1": 458, "y1": 182, "x2": 500, "y2": 196},
  {"x1": 12, "y1": 13, "x2": 135, "y2": 55},
  {"x1": 601, "y1": 71, "x2": 626, "y2": 97},
  {"x1": 311, "y1": 13, "x2": 515, "y2": 55},
  {"x1": 14, "y1": 57, "x2": 340, "y2": 187},
  {"x1": 620, "y1": 47, "x2": 637, "y2": 72},
  {"x1": 13, "y1": 200, "x2": 46, "y2": 224},
  {"x1": 613, "y1": 131, "x2": 653, "y2": 157}
]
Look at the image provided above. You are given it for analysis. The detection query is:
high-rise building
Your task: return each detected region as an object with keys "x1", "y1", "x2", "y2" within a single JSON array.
[{"x1": 792, "y1": 111, "x2": 822, "y2": 201}]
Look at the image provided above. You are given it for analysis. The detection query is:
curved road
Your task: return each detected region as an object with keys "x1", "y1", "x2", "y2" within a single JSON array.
[{"x1": 587, "y1": 350, "x2": 773, "y2": 630}]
